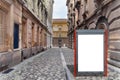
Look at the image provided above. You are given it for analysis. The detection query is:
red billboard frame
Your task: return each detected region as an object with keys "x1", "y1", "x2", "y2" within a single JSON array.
[{"x1": 74, "y1": 30, "x2": 108, "y2": 77}]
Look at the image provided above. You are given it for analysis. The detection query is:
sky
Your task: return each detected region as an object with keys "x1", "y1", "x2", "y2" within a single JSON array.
[{"x1": 53, "y1": 0, "x2": 67, "y2": 19}]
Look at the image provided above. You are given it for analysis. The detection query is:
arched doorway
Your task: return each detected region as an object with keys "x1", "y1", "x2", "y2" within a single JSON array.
[
  {"x1": 96, "y1": 17, "x2": 109, "y2": 76},
  {"x1": 96, "y1": 16, "x2": 109, "y2": 59},
  {"x1": 96, "y1": 16, "x2": 108, "y2": 30},
  {"x1": 97, "y1": 23, "x2": 106, "y2": 29}
]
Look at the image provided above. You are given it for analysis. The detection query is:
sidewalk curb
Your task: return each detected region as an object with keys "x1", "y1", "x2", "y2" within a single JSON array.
[
  {"x1": 0, "y1": 49, "x2": 49, "y2": 75},
  {"x1": 60, "y1": 49, "x2": 74, "y2": 80}
]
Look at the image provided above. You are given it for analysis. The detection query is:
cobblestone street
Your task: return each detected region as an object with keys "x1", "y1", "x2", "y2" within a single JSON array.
[
  {"x1": 0, "y1": 48, "x2": 66, "y2": 80},
  {"x1": 61, "y1": 48, "x2": 120, "y2": 80},
  {"x1": 0, "y1": 48, "x2": 120, "y2": 80},
  {"x1": 0, "y1": 0, "x2": 120, "y2": 80}
]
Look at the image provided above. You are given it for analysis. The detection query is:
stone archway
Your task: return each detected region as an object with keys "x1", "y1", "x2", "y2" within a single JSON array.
[
  {"x1": 96, "y1": 16, "x2": 109, "y2": 54},
  {"x1": 96, "y1": 16, "x2": 109, "y2": 30},
  {"x1": 97, "y1": 23, "x2": 106, "y2": 29}
]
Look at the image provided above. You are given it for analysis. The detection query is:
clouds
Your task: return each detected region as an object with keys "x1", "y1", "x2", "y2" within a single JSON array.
[{"x1": 53, "y1": 0, "x2": 67, "y2": 19}]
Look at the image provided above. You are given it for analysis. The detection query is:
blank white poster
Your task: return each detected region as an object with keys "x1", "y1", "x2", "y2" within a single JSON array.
[{"x1": 78, "y1": 34, "x2": 104, "y2": 72}]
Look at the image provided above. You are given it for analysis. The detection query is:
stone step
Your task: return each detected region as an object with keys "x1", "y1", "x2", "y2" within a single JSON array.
[
  {"x1": 109, "y1": 50, "x2": 120, "y2": 61},
  {"x1": 108, "y1": 64, "x2": 120, "y2": 73},
  {"x1": 108, "y1": 59, "x2": 120, "y2": 68}
]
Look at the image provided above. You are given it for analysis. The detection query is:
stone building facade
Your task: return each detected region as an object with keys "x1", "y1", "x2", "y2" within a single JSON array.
[
  {"x1": 66, "y1": 0, "x2": 75, "y2": 49},
  {"x1": 66, "y1": 0, "x2": 120, "y2": 68},
  {"x1": 52, "y1": 19, "x2": 68, "y2": 47},
  {"x1": 45, "y1": 0, "x2": 54, "y2": 48},
  {"x1": 0, "y1": 0, "x2": 53, "y2": 71}
]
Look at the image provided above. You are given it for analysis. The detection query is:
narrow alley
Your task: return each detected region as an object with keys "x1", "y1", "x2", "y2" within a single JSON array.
[
  {"x1": 0, "y1": 48, "x2": 120, "y2": 80},
  {"x1": 0, "y1": 48, "x2": 66, "y2": 80},
  {"x1": 0, "y1": 0, "x2": 120, "y2": 80}
]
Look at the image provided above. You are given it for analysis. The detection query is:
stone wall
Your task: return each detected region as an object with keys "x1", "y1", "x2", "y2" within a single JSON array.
[
  {"x1": 0, "y1": 0, "x2": 54, "y2": 71},
  {"x1": 0, "y1": 0, "x2": 22, "y2": 70},
  {"x1": 71, "y1": 0, "x2": 120, "y2": 68}
]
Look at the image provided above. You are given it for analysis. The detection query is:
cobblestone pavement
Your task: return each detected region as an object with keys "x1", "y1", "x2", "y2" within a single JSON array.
[
  {"x1": 0, "y1": 48, "x2": 120, "y2": 80},
  {"x1": 0, "y1": 48, "x2": 66, "y2": 80},
  {"x1": 61, "y1": 48, "x2": 120, "y2": 80}
]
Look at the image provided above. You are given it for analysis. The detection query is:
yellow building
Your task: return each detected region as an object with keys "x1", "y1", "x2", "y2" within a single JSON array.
[{"x1": 52, "y1": 19, "x2": 68, "y2": 47}]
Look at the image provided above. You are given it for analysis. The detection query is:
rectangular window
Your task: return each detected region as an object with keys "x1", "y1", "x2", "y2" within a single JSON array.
[
  {"x1": 22, "y1": 19, "x2": 27, "y2": 48},
  {"x1": 32, "y1": 23, "x2": 35, "y2": 46},
  {"x1": 13, "y1": 23, "x2": 19, "y2": 49},
  {"x1": 32, "y1": 0, "x2": 35, "y2": 12},
  {"x1": 0, "y1": 9, "x2": 8, "y2": 52},
  {"x1": 37, "y1": 27, "x2": 39, "y2": 46}
]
